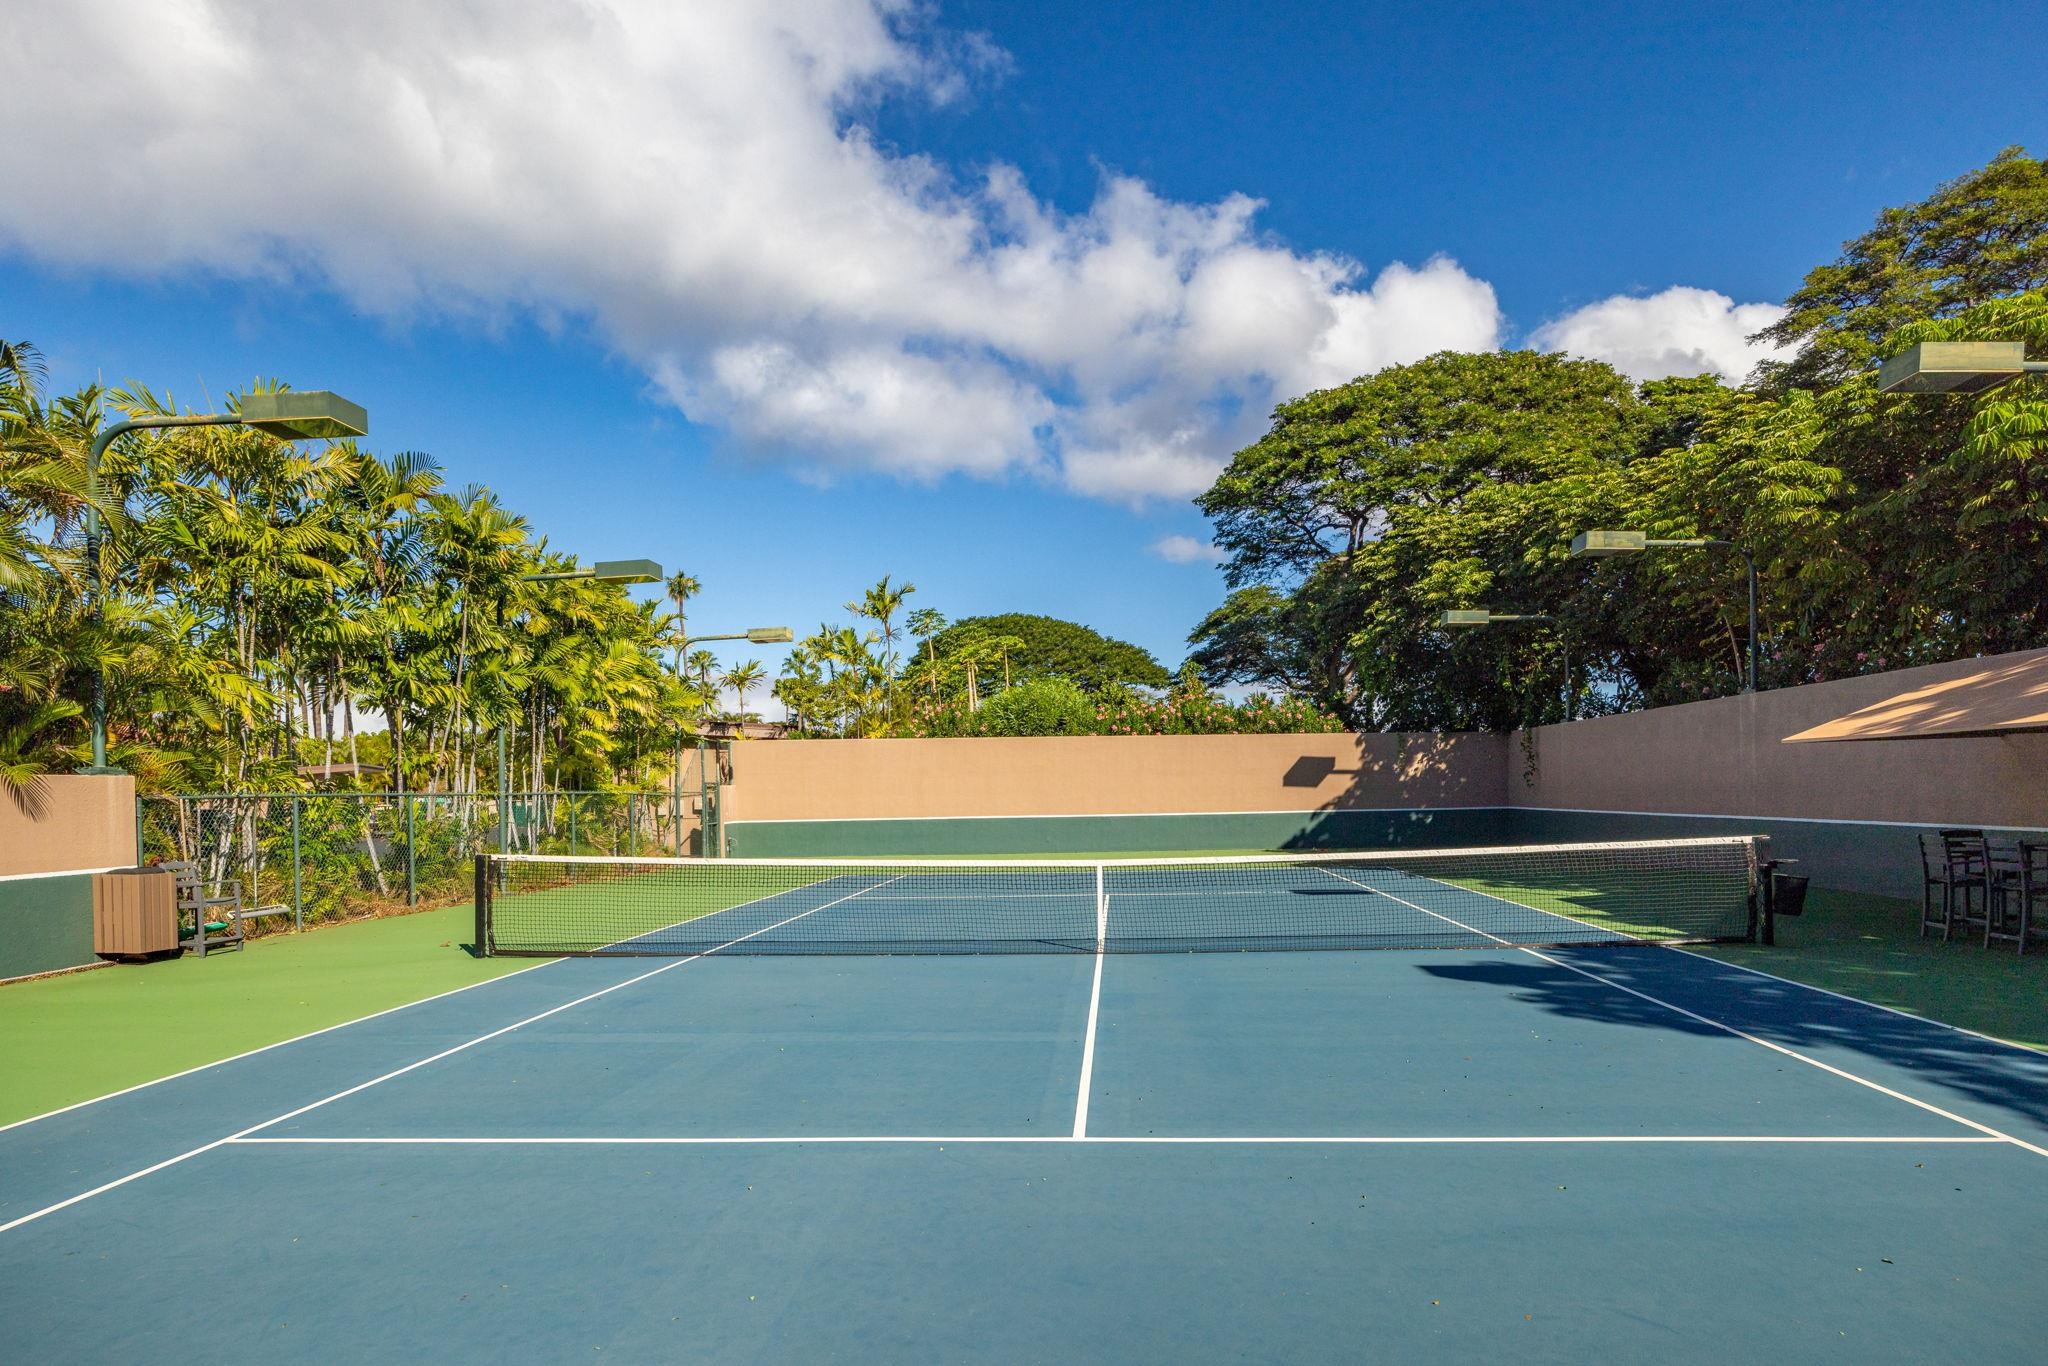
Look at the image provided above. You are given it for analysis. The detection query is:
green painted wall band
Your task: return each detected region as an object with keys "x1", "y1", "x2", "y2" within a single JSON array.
[{"x1": 0, "y1": 871, "x2": 101, "y2": 981}]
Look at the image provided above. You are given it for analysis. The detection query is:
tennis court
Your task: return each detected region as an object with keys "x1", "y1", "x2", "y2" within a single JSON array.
[{"x1": 5, "y1": 838, "x2": 2048, "y2": 1361}]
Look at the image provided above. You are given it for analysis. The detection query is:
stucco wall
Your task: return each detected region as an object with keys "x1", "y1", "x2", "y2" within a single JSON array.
[
  {"x1": 0, "y1": 775, "x2": 137, "y2": 877},
  {"x1": 724, "y1": 731, "x2": 1509, "y2": 825},
  {"x1": 717, "y1": 654, "x2": 2048, "y2": 897},
  {"x1": 1509, "y1": 649, "x2": 2048, "y2": 827}
]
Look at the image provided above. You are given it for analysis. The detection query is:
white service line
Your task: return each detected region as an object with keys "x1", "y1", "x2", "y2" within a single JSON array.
[
  {"x1": 0, "y1": 876, "x2": 906, "y2": 1238},
  {"x1": 1318, "y1": 868, "x2": 2048, "y2": 1160},
  {"x1": 222, "y1": 1133, "x2": 2008, "y2": 1146}
]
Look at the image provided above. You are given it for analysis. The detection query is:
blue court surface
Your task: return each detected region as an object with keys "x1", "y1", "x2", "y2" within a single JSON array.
[{"x1": 6, "y1": 871, "x2": 2048, "y2": 1362}]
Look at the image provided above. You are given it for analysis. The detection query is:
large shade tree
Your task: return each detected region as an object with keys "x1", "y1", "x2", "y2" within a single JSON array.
[{"x1": 1190, "y1": 148, "x2": 2048, "y2": 732}]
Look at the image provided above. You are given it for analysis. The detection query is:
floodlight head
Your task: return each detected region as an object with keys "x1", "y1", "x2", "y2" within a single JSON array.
[
  {"x1": 1570, "y1": 529, "x2": 1647, "y2": 558},
  {"x1": 747, "y1": 626, "x2": 795, "y2": 644},
  {"x1": 1876, "y1": 341, "x2": 2027, "y2": 395},
  {"x1": 237, "y1": 390, "x2": 369, "y2": 439},
  {"x1": 592, "y1": 558, "x2": 663, "y2": 585},
  {"x1": 1437, "y1": 610, "x2": 1493, "y2": 627}
]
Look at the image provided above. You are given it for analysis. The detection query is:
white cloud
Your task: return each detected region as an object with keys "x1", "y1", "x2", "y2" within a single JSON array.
[
  {"x1": 0, "y1": 0, "x2": 1507, "y2": 502},
  {"x1": 1529, "y1": 286, "x2": 1796, "y2": 384},
  {"x1": 1150, "y1": 535, "x2": 1227, "y2": 565},
  {"x1": 0, "y1": 4, "x2": 1786, "y2": 501}
]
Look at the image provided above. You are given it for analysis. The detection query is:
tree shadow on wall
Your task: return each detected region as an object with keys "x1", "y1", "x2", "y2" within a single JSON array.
[
  {"x1": 1279, "y1": 733, "x2": 1510, "y2": 851},
  {"x1": 4, "y1": 773, "x2": 51, "y2": 821}
]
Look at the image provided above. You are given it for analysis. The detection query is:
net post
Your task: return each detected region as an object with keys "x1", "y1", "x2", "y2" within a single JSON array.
[
  {"x1": 1094, "y1": 863, "x2": 1108, "y2": 952},
  {"x1": 1751, "y1": 836, "x2": 1771, "y2": 946},
  {"x1": 474, "y1": 853, "x2": 491, "y2": 956}
]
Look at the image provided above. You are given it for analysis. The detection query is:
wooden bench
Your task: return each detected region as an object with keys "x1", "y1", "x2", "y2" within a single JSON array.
[{"x1": 158, "y1": 861, "x2": 292, "y2": 957}]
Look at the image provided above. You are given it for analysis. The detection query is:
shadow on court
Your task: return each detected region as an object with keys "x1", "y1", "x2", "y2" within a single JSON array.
[{"x1": 1420, "y1": 947, "x2": 2048, "y2": 1140}]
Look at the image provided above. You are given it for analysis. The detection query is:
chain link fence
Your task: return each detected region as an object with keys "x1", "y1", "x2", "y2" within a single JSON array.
[{"x1": 136, "y1": 790, "x2": 695, "y2": 933}]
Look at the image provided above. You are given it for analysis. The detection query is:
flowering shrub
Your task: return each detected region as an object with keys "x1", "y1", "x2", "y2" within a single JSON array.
[{"x1": 897, "y1": 677, "x2": 1344, "y2": 737}]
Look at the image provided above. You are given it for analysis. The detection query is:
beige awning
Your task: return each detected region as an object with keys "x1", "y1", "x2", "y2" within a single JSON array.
[{"x1": 1782, "y1": 654, "x2": 2048, "y2": 743}]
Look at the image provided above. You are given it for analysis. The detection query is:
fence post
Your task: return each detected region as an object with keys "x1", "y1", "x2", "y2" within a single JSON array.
[
  {"x1": 405, "y1": 793, "x2": 417, "y2": 907},
  {"x1": 497, "y1": 728, "x2": 510, "y2": 857},
  {"x1": 569, "y1": 796, "x2": 578, "y2": 855},
  {"x1": 134, "y1": 798, "x2": 145, "y2": 866},
  {"x1": 629, "y1": 793, "x2": 640, "y2": 856},
  {"x1": 291, "y1": 796, "x2": 303, "y2": 931}
]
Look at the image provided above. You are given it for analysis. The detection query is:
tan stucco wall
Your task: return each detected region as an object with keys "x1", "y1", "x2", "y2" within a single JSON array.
[
  {"x1": 0, "y1": 775, "x2": 137, "y2": 876},
  {"x1": 724, "y1": 731, "x2": 1509, "y2": 823},
  {"x1": 1510, "y1": 649, "x2": 2048, "y2": 826}
]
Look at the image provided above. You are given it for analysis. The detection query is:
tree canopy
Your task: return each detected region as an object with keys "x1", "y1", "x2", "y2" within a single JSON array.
[
  {"x1": 0, "y1": 361, "x2": 695, "y2": 795},
  {"x1": 772, "y1": 598, "x2": 1331, "y2": 737},
  {"x1": 926, "y1": 614, "x2": 1171, "y2": 694},
  {"x1": 1753, "y1": 147, "x2": 2048, "y2": 392},
  {"x1": 1191, "y1": 148, "x2": 2048, "y2": 733}
]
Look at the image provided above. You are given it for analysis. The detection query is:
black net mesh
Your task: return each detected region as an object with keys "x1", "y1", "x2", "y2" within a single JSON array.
[{"x1": 477, "y1": 838, "x2": 1760, "y2": 956}]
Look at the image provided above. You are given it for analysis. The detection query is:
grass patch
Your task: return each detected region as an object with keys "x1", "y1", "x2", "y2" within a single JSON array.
[
  {"x1": 0, "y1": 903, "x2": 533, "y2": 1126},
  {"x1": 1699, "y1": 887, "x2": 2048, "y2": 1049}
]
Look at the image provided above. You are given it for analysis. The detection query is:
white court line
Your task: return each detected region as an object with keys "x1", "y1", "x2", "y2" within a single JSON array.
[
  {"x1": 1317, "y1": 868, "x2": 2048, "y2": 1161},
  {"x1": 0, "y1": 877, "x2": 906, "y2": 1238},
  {"x1": 1072, "y1": 867, "x2": 1109, "y2": 1138},
  {"x1": 223, "y1": 1134, "x2": 2007, "y2": 1146}
]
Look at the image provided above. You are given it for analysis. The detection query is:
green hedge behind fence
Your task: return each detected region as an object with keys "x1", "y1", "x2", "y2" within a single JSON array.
[{"x1": 137, "y1": 791, "x2": 685, "y2": 932}]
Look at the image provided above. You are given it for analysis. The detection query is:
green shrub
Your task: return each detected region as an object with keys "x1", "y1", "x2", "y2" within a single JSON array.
[{"x1": 972, "y1": 677, "x2": 1098, "y2": 736}]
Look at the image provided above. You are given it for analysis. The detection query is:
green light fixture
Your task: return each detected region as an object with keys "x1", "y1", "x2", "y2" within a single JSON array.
[{"x1": 1876, "y1": 341, "x2": 2037, "y2": 395}]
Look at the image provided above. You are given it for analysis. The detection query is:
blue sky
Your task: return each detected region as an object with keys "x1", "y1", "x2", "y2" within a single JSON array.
[{"x1": 0, "y1": 1, "x2": 2035, "y2": 688}]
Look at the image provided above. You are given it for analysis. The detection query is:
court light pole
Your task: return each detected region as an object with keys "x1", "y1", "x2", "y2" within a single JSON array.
[
  {"x1": 669, "y1": 626, "x2": 793, "y2": 857},
  {"x1": 1569, "y1": 530, "x2": 1760, "y2": 694},
  {"x1": 1436, "y1": 611, "x2": 1574, "y2": 721},
  {"x1": 78, "y1": 391, "x2": 369, "y2": 773},
  {"x1": 501, "y1": 559, "x2": 665, "y2": 852}
]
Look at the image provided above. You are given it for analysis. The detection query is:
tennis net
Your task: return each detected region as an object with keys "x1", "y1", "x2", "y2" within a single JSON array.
[{"x1": 474, "y1": 836, "x2": 1761, "y2": 956}]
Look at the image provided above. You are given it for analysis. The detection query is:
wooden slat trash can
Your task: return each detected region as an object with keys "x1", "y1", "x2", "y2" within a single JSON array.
[{"x1": 93, "y1": 867, "x2": 178, "y2": 957}]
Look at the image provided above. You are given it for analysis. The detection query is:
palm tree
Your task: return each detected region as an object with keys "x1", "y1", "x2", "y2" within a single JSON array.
[
  {"x1": 663, "y1": 570, "x2": 700, "y2": 671},
  {"x1": 847, "y1": 576, "x2": 915, "y2": 728},
  {"x1": 774, "y1": 645, "x2": 823, "y2": 731},
  {"x1": 334, "y1": 447, "x2": 443, "y2": 795},
  {"x1": 719, "y1": 660, "x2": 765, "y2": 720},
  {"x1": 686, "y1": 648, "x2": 720, "y2": 718},
  {"x1": 905, "y1": 608, "x2": 947, "y2": 696},
  {"x1": 423, "y1": 485, "x2": 528, "y2": 790}
]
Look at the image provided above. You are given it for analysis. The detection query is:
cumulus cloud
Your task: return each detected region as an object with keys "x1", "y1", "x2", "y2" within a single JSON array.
[
  {"x1": 0, "y1": 0, "x2": 1509, "y2": 501},
  {"x1": 1150, "y1": 535, "x2": 1227, "y2": 565},
  {"x1": 1529, "y1": 286, "x2": 1796, "y2": 384},
  {"x1": 0, "y1": 3, "x2": 1786, "y2": 501}
]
